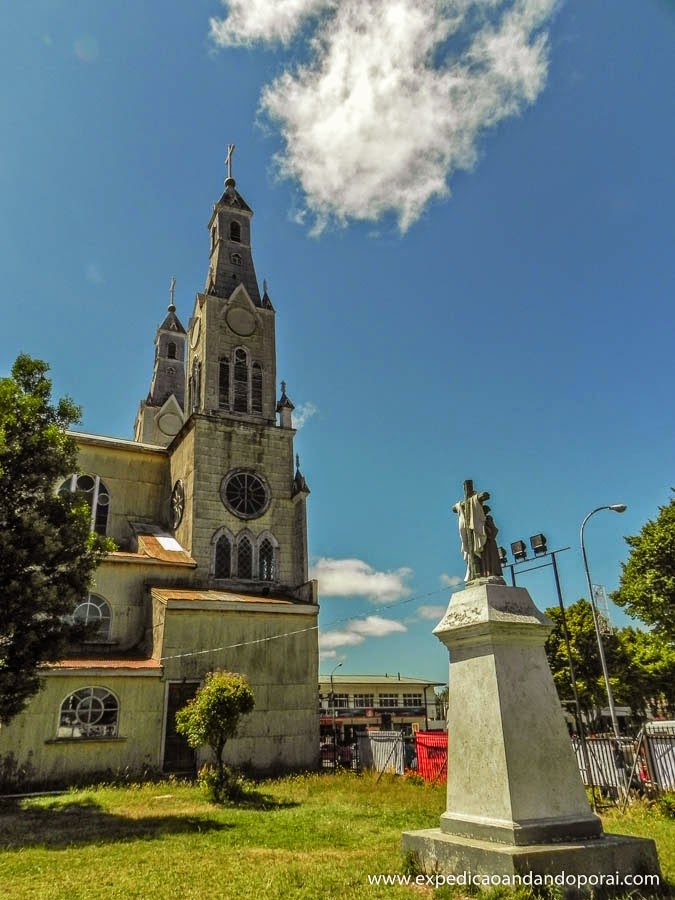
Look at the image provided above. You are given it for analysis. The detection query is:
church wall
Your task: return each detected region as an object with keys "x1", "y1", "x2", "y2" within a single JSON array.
[
  {"x1": 184, "y1": 417, "x2": 302, "y2": 582},
  {"x1": 160, "y1": 605, "x2": 319, "y2": 772},
  {"x1": 74, "y1": 441, "x2": 170, "y2": 549},
  {"x1": 90, "y1": 561, "x2": 160, "y2": 652},
  {"x1": 0, "y1": 673, "x2": 164, "y2": 784},
  {"x1": 168, "y1": 421, "x2": 197, "y2": 555}
]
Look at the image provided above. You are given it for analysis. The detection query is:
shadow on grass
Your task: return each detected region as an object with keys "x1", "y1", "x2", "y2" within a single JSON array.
[
  {"x1": 222, "y1": 787, "x2": 299, "y2": 811},
  {"x1": 0, "y1": 797, "x2": 233, "y2": 850}
]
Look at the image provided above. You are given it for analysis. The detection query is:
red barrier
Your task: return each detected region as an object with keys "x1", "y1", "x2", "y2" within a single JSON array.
[{"x1": 414, "y1": 730, "x2": 448, "y2": 782}]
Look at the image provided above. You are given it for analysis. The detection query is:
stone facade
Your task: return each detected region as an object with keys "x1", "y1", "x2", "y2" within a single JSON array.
[{"x1": 0, "y1": 164, "x2": 319, "y2": 786}]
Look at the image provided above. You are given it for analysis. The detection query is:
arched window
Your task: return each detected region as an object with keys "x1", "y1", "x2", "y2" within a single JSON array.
[
  {"x1": 214, "y1": 533, "x2": 232, "y2": 578},
  {"x1": 219, "y1": 356, "x2": 230, "y2": 410},
  {"x1": 73, "y1": 593, "x2": 112, "y2": 641},
  {"x1": 237, "y1": 535, "x2": 253, "y2": 579},
  {"x1": 59, "y1": 474, "x2": 110, "y2": 536},
  {"x1": 230, "y1": 221, "x2": 241, "y2": 243},
  {"x1": 259, "y1": 538, "x2": 275, "y2": 581},
  {"x1": 58, "y1": 687, "x2": 119, "y2": 739},
  {"x1": 210, "y1": 225, "x2": 217, "y2": 250},
  {"x1": 167, "y1": 341, "x2": 177, "y2": 360},
  {"x1": 233, "y1": 348, "x2": 248, "y2": 413},
  {"x1": 251, "y1": 363, "x2": 263, "y2": 415},
  {"x1": 191, "y1": 359, "x2": 201, "y2": 411}
]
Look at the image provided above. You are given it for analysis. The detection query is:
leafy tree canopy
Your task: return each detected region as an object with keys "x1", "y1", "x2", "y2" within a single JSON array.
[
  {"x1": 612, "y1": 495, "x2": 675, "y2": 642},
  {"x1": 545, "y1": 598, "x2": 675, "y2": 723},
  {"x1": 0, "y1": 354, "x2": 110, "y2": 724},
  {"x1": 175, "y1": 670, "x2": 255, "y2": 800}
]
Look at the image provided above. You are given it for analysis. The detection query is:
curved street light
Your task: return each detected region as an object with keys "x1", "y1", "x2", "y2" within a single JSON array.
[
  {"x1": 580, "y1": 504, "x2": 627, "y2": 737},
  {"x1": 330, "y1": 662, "x2": 343, "y2": 752}
]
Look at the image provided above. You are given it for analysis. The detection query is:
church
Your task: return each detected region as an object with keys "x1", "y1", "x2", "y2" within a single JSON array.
[{"x1": 0, "y1": 152, "x2": 320, "y2": 784}]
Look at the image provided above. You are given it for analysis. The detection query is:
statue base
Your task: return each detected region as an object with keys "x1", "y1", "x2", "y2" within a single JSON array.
[
  {"x1": 401, "y1": 829, "x2": 660, "y2": 894},
  {"x1": 401, "y1": 582, "x2": 660, "y2": 893}
]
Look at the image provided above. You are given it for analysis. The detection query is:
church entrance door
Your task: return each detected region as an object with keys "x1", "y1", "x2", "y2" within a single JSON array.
[{"x1": 163, "y1": 681, "x2": 200, "y2": 773}]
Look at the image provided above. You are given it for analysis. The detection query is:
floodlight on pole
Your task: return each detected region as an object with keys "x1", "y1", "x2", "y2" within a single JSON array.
[{"x1": 580, "y1": 504, "x2": 627, "y2": 738}]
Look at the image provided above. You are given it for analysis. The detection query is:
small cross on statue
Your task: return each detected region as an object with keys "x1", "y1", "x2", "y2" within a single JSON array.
[
  {"x1": 225, "y1": 143, "x2": 235, "y2": 180},
  {"x1": 452, "y1": 479, "x2": 504, "y2": 583}
]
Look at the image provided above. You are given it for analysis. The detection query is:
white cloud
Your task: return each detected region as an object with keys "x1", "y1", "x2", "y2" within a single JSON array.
[
  {"x1": 310, "y1": 557, "x2": 413, "y2": 601},
  {"x1": 417, "y1": 604, "x2": 447, "y2": 621},
  {"x1": 293, "y1": 401, "x2": 318, "y2": 430},
  {"x1": 320, "y1": 614, "x2": 407, "y2": 650},
  {"x1": 210, "y1": 0, "x2": 333, "y2": 46},
  {"x1": 210, "y1": 0, "x2": 556, "y2": 232},
  {"x1": 440, "y1": 573, "x2": 463, "y2": 587}
]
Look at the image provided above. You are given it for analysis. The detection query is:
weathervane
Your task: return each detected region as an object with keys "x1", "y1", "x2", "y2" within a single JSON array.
[{"x1": 169, "y1": 276, "x2": 176, "y2": 309}]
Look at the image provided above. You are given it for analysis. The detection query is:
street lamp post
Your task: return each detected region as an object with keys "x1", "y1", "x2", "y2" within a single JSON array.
[
  {"x1": 330, "y1": 662, "x2": 343, "y2": 761},
  {"x1": 580, "y1": 504, "x2": 627, "y2": 739}
]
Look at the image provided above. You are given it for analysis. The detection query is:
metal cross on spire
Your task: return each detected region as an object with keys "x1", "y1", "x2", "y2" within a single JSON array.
[
  {"x1": 225, "y1": 143, "x2": 235, "y2": 181},
  {"x1": 169, "y1": 276, "x2": 176, "y2": 309}
]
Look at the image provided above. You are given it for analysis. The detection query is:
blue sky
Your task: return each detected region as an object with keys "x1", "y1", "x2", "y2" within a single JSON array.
[{"x1": 1, "y1": 1, "x2": 673, "y2": 685}]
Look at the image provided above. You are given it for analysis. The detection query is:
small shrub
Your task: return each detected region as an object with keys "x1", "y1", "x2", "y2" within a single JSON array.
[
  {"x1": 657, "y1": 791, "x2": 675, "y2": 820},
  {"x1": 403, "y1": 770, "x2": 425, "y2": 786}
]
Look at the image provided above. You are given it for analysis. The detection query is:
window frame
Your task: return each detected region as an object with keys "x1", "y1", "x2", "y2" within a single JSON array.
[
  {"x1": 59, "y1": 474, "x2": 110, "y2": 536},
  {"x1": 72, "y1": 593, "x2": 112, "y2": 642},
  {"x1": 57, "y1": 687, "x2": 119, "y2": 739}
]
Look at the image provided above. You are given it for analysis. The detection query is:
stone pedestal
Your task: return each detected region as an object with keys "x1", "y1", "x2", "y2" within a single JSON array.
[{"x1": 402, "y1": 581, "x2": 660, "y2": 891}]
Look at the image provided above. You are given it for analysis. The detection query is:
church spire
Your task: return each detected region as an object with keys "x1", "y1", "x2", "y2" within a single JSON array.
[
  {"x1": 133, "y1": 281, "x2": 187, "y2": 446},
  {"x1": 205, "y1": 144, "x2": 262, "y2": 306}
]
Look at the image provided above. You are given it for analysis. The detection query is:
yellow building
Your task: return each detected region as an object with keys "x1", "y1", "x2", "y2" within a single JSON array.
[{"x1": 0, "y1": 158, "x2": 319, "y2": 785}]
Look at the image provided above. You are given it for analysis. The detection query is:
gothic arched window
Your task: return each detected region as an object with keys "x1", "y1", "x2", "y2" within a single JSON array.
[
  {"x1": 167, "y1": 342, "x2": 177, "y2": 360},
  {"x1": 230, "y1": 221, "x2": 241, "y2": 243},
  {"x1": 59, "y1": 474, "x2": 110, "y2": 536},
  {"x1": 237, "y1": 535, "x2": 253, "y2": 579},
  {"x1": 233, "y1": 348, "x2": 248, "y2": 413},
  {"x1": 191, "y1": 359, "x2": 201, "y2": 411},
  {"x1": 58, "y1": 687, "x2": 119, "y2": 739},
  {"x1": 259, "y1": 538, "x2": 275, "y2": 581},
  {"x1": 251, "y1": 363, "x2": 263, "y2": 415},
  {"x1": 214, "y1": 533, "x2": 232, "y2": 578},
  {"x1": 73, "y1": 593, "x2": 112, "y2": 641},
  {"x1": 219, "y1": 356, "x2": 230, "y2": 410}
]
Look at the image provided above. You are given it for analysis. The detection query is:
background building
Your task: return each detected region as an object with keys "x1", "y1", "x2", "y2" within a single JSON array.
[{"x1": 319, "y1": 674, "x2": 446, "y2": 744}]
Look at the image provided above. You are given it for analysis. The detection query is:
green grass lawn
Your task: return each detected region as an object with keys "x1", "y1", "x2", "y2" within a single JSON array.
[{"x1": 0, "y1": 773, "x2": 671, "y2": 900}]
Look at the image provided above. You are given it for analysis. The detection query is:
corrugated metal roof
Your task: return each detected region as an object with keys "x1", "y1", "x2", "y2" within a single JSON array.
[
  {"x1": 151, "y1": 588, "x2": 295, "y2": 605},
  {"x1": 46, "y1": 658, "x2": 161, "y2": 670}
]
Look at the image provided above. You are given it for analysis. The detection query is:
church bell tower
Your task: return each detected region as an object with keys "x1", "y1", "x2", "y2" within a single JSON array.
[{"x1": 162, "y1": 147, "x2": 313, "y2": 602}]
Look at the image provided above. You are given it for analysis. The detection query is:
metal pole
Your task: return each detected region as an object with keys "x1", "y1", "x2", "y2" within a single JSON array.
[
  {"x1": 550, "y1": 550, "x2": 597, "y2": 810},
  {"x1": 330, "y1": 662, "x2": 343, "y2": 767},
  {"x1": 580, "y1": 506, "x2": 625, "y2": 738}
]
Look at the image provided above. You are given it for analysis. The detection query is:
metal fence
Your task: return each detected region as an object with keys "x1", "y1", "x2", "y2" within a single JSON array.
[
  {"x1": 573, "y1": 725, "x2": 675, "y2": 799},
  {"x1": 319, "y1": 723, "x2": 675, "y2": 804}
]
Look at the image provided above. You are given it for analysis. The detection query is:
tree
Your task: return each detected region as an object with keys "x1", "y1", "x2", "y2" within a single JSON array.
[
  {"x1": 545, "y1": 599, "x2": 675, "y2": 725},
  {"x1": 175, "y1": 670, "x2": 255, "y2": 801},
  {"x1": 0, "y1": 354, "x2": 110, "y2": 724},
  {"x1": 612, "y1": 495, "x2": 675, "y2": 642},
  {"x1": 616, "y1": 627, "x2": 675, "y2": 718}
]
